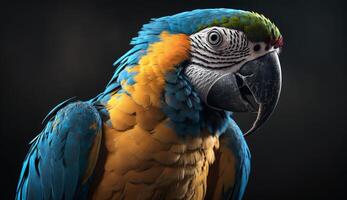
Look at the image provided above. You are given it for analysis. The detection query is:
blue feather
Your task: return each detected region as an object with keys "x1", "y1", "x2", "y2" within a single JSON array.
[
  {"x1": 41, "y1": 97, "x2": 76, "y2": 125},
  {"x1": 175, "y1": 90, "x2": 187, "y2": 101},
  {"x1": 222, "y1": 118, "x2": 251, "y2": 200},
  {"x1": 27, "y1": 151, "x2": 42, "y2": 200},
  {"x1": 16, "y1": 101, "x2": 103, "y2": 200}
]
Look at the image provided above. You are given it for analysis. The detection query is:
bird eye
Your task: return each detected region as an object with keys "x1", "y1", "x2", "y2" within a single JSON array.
[{"x1": 207, "y1": 30, "x2": 222, "y2": 46}]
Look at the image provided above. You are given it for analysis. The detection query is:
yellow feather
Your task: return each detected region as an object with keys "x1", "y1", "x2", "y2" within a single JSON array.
[
  {"x1": 136, "y1": 107, "x2": 165, "y2": 131},
  {"x1": 115, "y1": 94, "x2": 141, "y2": 115},
  {"x1": 92, "y1": 32, "x2": 228, "y2": 200},
  {"x1": 151, "y1": 120, "x2": 179, "y2": 144},
  {"x1": 109, "y1": 109, "x2": 136, "y2": 127}
]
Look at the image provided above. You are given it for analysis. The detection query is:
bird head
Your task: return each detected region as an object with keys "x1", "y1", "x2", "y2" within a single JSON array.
[
  {"x1": 110, "y1": 9, "x2": 283, "y2": 136},
  {"x1": 182, "y1": 10, "x2": 283, "y2": 135}
]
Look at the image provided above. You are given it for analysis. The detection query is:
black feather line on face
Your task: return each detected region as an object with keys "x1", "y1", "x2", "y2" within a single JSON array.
[{"x1": 189, "y1": 27, "x2": 251, "y2": 69}]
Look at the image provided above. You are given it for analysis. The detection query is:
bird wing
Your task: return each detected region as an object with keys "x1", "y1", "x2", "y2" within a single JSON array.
[
  {"x1": 16, "y1": 101, "x2": 103, "y2": 200},
  {"x1": 207, "y1": 119, "x2": 251, "y2": 200}
]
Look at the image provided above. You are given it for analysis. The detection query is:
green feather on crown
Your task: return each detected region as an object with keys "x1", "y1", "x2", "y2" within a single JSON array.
[{"x1": 198, "y1": 11, "x2": 282, "y2": 44}]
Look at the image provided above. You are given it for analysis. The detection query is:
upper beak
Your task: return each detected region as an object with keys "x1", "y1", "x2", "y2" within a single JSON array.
[{"x1": 206, "y1": 51, "x2": 282, "y2": 136}]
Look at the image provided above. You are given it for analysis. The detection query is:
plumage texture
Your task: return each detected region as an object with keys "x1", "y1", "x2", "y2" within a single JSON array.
[
  {"x1": 15, "y1": 8, "x2": 281, "y2": 200},
  {"x1": 92, "y1": 31, "x2": 248, "y2": 200},
  {"x1": 16, "y1": 102, "x2": 103, "y2": 199}
]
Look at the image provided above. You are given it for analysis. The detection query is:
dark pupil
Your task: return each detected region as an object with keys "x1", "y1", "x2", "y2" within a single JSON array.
[
  {"x1": 253, "y1": 44, "x2": 261, "y2": 51},
  {"x1": 210, "y1": 34, "x2": 218, "y2": 42}
]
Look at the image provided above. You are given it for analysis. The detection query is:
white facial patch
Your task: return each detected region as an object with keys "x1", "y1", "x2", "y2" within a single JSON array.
[
  {"x1": 189, "y1": 27, "x2": 250, "y2": 71},
  {"x1": 185, "y1": 26, "x2": 278, "y2": 103},
  {"x1": 189, "y1": 26, "x2": 276, "y2": 73}
]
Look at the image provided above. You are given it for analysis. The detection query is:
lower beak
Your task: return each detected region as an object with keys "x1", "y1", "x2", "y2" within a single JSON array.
[{"x1": 206, "y1": 52, "x2": 282, "y2": 136}]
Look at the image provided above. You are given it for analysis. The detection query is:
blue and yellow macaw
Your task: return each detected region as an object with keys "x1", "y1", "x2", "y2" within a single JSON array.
[{"x1": 16, "y1": 8, "x2": 283, "y2": 200}]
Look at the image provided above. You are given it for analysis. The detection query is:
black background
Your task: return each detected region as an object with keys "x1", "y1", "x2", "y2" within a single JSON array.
[{"x1": 1, "y1": 0, "x2": 346, "y2": 199}]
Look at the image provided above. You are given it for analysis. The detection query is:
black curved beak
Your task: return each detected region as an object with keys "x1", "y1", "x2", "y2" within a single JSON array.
[{"x1": 206, "y1": 52, "x2": 282, "y2": 136}]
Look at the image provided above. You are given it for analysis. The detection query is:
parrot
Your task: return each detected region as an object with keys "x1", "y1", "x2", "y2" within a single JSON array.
[{"x1": 16, "y1": 8, "x2": 283, "y2": 200}]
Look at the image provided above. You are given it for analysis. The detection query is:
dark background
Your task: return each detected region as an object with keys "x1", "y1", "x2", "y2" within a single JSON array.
[{"x1": 1, "y1": 0, "x2": 346, "y2": 199}]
